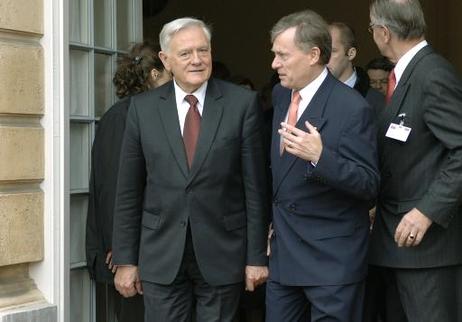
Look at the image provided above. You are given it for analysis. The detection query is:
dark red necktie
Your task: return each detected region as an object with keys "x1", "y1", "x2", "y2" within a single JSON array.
[
  {"x1": 385, "y1": 69, "x2": 396, "y2": 105},
  {"x1": 183, "y1": 95, "x2": 201, "y2": 168}
]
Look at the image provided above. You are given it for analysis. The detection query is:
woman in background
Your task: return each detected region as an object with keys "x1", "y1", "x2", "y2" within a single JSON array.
[{"x1": 86, "y1": 41, "x2": 171, "y2": 322}]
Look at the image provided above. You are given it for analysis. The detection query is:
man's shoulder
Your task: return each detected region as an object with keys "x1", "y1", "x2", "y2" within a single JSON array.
[
  {"x1": 130, "y1": 82, "x2": 172, "y2": 107},
  {"x1": 99, "y1": 97, "x2": 131, "y2": 124},
  {"x1": 209, "y1": 77, "x2": 257, "y2": 99}
]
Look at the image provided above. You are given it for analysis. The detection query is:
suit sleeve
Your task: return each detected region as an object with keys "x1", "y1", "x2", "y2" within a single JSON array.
[
  {"x1": 310, "y1": 103, "x2": 380, "y2": 201},
  {"x1": 417, "y1": 66, "x2": 462, "y2": 228},
  {"x1": 241, "y1": 93, "x2": 270, "y2": 266},
  {"x1": 112, "y1": 100, "x2": 146, "y2": 265}
]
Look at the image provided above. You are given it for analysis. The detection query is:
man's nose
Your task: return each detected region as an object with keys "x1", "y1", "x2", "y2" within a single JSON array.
[
  {"x1": 271, "y1": 57, "x2": 280, "y2": 70},
  {"x1": 191, "y1": 51, "x2": 201, "y2": 64}
]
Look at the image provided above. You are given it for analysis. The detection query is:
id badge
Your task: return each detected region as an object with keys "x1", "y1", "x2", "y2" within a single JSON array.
[{"x1": 385, "y1": 123, "x2": 411, "y2": 142}]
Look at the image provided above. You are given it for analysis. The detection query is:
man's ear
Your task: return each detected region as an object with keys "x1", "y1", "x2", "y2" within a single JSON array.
[
  {"x1": 309, "y1": 47, "x2": 321, "y2": 65},
  {"x1": 158, "y1": 51, "x2": 171, "y2": 72},
  {"x1": 382, "y1": 26, "x2": 392, "y2": 44},
  {"x1": 347, "y1": 47, "x2": 357, "y2": 61}
]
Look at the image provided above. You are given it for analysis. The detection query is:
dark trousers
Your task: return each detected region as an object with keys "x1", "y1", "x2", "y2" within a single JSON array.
[
  {"x1": 394, "y1": 265, "x2": 462, "y2": 322},
  {"x1": 363, "y1": 265, "x2": 407, "y2": 322},
  {"x1": 142, "y1": 228, "x2": 242, "y2": 322},
  {"x1": 95, "y1": 282, "x2": 144, "y2": 322},
  {"x1": 266, "y1": 278, "x2": 364, "y2": 322}
]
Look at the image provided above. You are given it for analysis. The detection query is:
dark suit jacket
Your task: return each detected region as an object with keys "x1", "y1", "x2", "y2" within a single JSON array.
[
  {"x1": 269, "y1": 72, "x2": 379, "y2": 286},
  {"x1": 112, "y1": 78, "x2": 269, "y2": 286},
  {"x1": 354, "y1": 67, "x2": 385, "y2": 117},
  {"x1": 86, "y1": 97, "x2": 131, "y2": 283},
  {"x1": 369, "y1": 45, "x2": 462, "y2": 268}
]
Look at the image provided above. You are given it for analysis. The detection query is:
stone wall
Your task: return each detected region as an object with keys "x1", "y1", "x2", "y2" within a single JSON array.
[{"x1": 0, "y1": 0, "x2": 50, "y2": 320}]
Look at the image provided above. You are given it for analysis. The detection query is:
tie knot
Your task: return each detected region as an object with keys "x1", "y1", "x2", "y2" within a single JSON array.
[
  {"x1": 185, "y1": 94, "x2": 198, "y2": 106},
  {"x1": 291, "y1": 91, "x2": 301, "y2": 104}
]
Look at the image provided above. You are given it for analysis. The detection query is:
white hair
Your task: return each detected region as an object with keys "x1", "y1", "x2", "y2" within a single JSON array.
[{"x1": 159, "y1": 17, "x2": 212, "y2": 52}]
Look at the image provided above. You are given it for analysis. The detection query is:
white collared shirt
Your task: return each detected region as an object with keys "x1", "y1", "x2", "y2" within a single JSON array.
[
  {"x1": 393, "y1": 40, "x2": 428, "y2": 88},
  {"x1": 344, "y1": 69, "x2": 358, "y2": 89},
  {"x1": 286, "y1": 67, "x2": 329, "y2": 122},
  {"x1": 173, "y1": 80, "x2": 208, "y2": 135}
]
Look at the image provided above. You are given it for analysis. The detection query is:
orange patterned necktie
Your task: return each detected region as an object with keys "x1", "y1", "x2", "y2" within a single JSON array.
[
  {"x1": 183, "y1": 95, "x2": 201, "y2": 168},
  {"x1": 287, "y1": 91, "x2": 301, "y2": 126},
  {"x1": 281, "y1": 91, "x2": 301, "y2": 154},
  {"x1": 385, "y1": 69, "x2": 396, "y2": 105}
]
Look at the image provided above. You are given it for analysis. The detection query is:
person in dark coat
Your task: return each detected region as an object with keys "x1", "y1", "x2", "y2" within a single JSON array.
[
  {"x1": 328, "y1": 21, "x2": 407, "y2": 322},
  {"x1": 85, "y1": 41, "x2": 171, "y2": 322},
  {"x1": 368, "y1": 1, "x2": 462, "y2": 321},
  {"x1": 327, "y1": 22, "x2": 385, "y2": 116}
]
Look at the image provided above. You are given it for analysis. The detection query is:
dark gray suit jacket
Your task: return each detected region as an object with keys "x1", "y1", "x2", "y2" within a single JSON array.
[
  {"x1": 112, "y1": 78, "x2": 269, "y2": 286},
  {"x1": 369, "y1": 45, "x2": 462, "y2": 268}
]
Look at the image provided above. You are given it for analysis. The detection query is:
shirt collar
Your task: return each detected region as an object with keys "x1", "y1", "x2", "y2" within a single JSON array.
[
  {"x1": 173, "y1": 79, "x2": 208, "y2": 108},
  {"x1": 394, "y1": 40, "x2": 428, "y2": 86},
  {"x1": 297, "y1": 67, "x2": 329, "y2": 101},
  {"x1": 344, "y1": 69, "x2": 357, "y2": 88}
]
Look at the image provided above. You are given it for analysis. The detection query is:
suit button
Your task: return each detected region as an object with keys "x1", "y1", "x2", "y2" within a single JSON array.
[
  {"x1": 180, "y1": 220, "x2": 187, "y2": 227},
  {"x1": 273, "y1": 199, "x2": 279, "y2": 206},
  {"x1": 289, "y1": 204, "x2": 296, "y2": 212}
]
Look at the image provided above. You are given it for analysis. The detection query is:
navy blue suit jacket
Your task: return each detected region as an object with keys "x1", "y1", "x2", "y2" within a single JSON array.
[{"x1": 269, "y1": 72, "x2": 379, "y2": 286}]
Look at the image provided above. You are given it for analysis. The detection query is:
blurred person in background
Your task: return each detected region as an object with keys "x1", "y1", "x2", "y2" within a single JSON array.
[
  {"x1": 365, "y1": 56, "x2": 394, "y2": 96},
  {"x1": 86, "y1": 40, "x2": 171, "y2": 322}
]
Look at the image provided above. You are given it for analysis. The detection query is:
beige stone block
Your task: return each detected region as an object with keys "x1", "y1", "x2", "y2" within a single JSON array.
[
  {"x1": 0, "y1": 127, "x2": 44, "y2": 181},
  {"x1": 0, "y1": 264, "x2": 46, "y2": 310},
  {"x1": 0, "y1": 43, "x2": 44, "y2": 115},
  {"x1": 0, "y1": 192, "x2": 43, "y2": 266},
  {"x1": 0, "y1": 0, "x2": 43, "y2": 34}
]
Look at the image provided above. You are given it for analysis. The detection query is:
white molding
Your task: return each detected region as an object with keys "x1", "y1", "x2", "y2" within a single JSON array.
[{"x1": 30, "y1": 0, "x2": 70, "y2": 322}]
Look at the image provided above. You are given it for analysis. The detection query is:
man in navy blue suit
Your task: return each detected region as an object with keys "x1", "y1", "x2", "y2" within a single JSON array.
[{"x1": 266, "y1": 10, "x2": 380, "y2": 322}]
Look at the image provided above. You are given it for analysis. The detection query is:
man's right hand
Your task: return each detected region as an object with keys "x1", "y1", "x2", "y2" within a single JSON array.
[{"x1": 114, "y1": 265, "x2": 143, "y2": 297}]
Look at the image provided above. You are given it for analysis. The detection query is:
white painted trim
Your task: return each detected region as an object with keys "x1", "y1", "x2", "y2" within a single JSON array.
[
  {"x1": 134, "y1": 0, "x2": 143, "y2": 42},
  {"x1": 30, "y1": 0, "x2": 70, "y2": 322}
]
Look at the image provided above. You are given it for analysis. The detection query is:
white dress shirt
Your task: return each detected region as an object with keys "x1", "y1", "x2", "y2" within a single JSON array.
[
  {"x1": 285, "y1": 67, "x2": 329, "y2": 123},
  {"x1": 393, "y1": 40, "x2": 428, "y2": 88},
  {"x1": 344, "y1": 69, "x2": 358, "y2": 89},
  {"x1": 173, "y1": 80, "x2": 208, "y2": 135}
]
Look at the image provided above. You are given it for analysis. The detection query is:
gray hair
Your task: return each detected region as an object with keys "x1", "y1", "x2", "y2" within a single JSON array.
[
  {"x1": 271, "y1": 10, "x2": 331, "y2": 64},
  {"x1": 370, "y1": 0, "x2": 426, "y2": 40},
  {"x1": 159, "y1": 17, "x2": 212, "y2": 52}
]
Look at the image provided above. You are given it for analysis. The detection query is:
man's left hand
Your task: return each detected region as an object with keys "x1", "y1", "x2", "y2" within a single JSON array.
[
  {"x1": 279, "y1": 121, "x2": 322, "y2": 162},
  {"x1": 245, "y1": 265, "x2": 268, "y2": 291},
  {"x1": 394, "y1": 208, "x2": 433, "y2": 247}
]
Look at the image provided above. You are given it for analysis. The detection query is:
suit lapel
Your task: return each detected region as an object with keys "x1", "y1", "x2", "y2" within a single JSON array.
[
  {"x1": 273, "y1": 74, "x2": 332, "y2": 195},
  {"x1": 379, "y1": 46, "x2": 434, "y2": 135},
  {"x1": 157, "y1": 83, "x2": 189, "y2": 178},
  {"x1": 187, "y1": 79, "x2": 224, "y2": 185},
  {"x1": 270, "y1": 89, "x2": 291, "y2": 181}
]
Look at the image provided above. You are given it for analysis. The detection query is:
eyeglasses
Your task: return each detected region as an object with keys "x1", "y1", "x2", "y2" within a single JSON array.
[{"x1": 369, "y1": 79, "x2": 389, "y2": 87}]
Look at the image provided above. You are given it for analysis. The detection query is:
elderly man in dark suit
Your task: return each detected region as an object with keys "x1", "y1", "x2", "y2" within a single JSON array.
[
  {"x1": 368, "y1": 1, "x2": 462, "y2": 321},
  {"x1": 111, "y1": 17, "x2": 269, "y2": 322},
  {"x1": 327, "y1": 21, "x2": 406, "y2": 322},
  {"x1": 266, "y1": 10, "x2": 379, "y2": 322}
]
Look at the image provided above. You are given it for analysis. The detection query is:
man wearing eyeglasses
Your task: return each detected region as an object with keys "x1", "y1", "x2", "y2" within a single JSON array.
[
  {"x1": 365, "y1": 57, "x2": 394, "y2": 96},
  {"x1": 368, "y1": 1, "x2": 462, "y2": 321}
]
